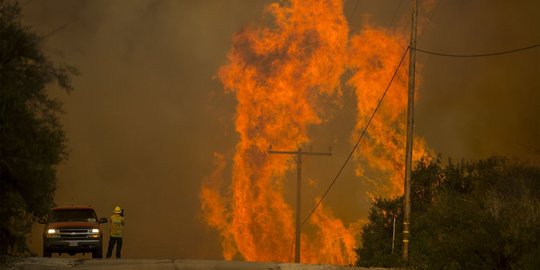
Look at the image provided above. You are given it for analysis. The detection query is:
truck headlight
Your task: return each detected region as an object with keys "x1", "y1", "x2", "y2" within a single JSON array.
[
  {"x1": 89, "y1": 228, "x2": 100, "y2": 238},
  {"x1": 46, "y1": 228, "x2": 60, "y2": 238}
]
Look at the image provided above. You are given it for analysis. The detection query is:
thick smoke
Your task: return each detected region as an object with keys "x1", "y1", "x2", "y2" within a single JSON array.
[
  {"x1": 23, "y1": 0, "x2": 539, "y2": 260},
  {"x1": 23, "y1": 0, "x2": 272, "y2": 259}
]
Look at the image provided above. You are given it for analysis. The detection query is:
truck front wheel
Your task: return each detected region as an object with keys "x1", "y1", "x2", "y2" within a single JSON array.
[
  {"x1": 92, "y1": 247, "x2": 103, "y2": 259},
  {"x1": 43, "y1": 245, "x2": 51, "y2": 257}
]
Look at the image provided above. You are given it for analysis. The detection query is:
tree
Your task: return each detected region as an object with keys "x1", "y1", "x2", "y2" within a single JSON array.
[
  {"x1": 412, "y1": 157, "x2": 540, "y2": 269},
  {"x1": 356, "y1": 196, "x2": 403, "y2": 268},
  {"x1": 356, "y1": 157, "x2": 440, "y2": 268},
  {"x1": 357, "y1": 156, "x2": 540, "y2": 269},
  {"x1": 0, "y1": 0, "x2": 76, "y2": 255}
]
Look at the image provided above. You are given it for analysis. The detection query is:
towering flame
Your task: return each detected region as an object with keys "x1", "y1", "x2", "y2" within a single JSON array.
[
  {"x1": 348, "y1": 27, "x2": 429, "y2": 198},
  {"x1": 200, "y1": 0, "x2": 430, "y2": 264}
]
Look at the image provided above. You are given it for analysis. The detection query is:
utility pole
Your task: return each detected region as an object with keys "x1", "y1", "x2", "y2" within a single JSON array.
[
  {"x1": 403, "y1": 0, "x2": 418, "y2": 262},
  {"x1": 268, "y1": 146, "x2": 331, "y2": 263},
  {"x1": 392, "y1": 216, "x2": 396, "y2": 254}
]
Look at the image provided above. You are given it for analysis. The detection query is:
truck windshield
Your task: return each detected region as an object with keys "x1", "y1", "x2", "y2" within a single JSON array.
[{"x1": 49, "y1": 209, "x2": 97, "y2": 222}]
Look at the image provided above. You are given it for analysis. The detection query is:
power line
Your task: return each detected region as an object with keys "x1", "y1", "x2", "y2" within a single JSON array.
[
  {"x1": 42, "y1": 24, "x2": 68, "y2": 39},
  {"x1": 348, "y1": 0, "x2": 360, "y2": 19},
  {"x1": 350, "y1": 0, "x2": 405, "y2": 30},
  {"x1": 268, "y1": 147, "x2": 331, "y2": 263},
  {"x1": 388, "y1": 0, "x2": 405, "y2": 29},
  {"x1": 301, "y1": 46, "x2": 410, "y2": 227},
  {"x1": 428, "y1": 0, "x2": 444, "y2": 20},
  {"x1": 415, "y1": 43, "x2": 540, "y2": 58}
]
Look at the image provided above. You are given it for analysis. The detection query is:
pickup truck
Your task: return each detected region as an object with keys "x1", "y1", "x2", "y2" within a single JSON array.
[{"x1": 39, "y1": 206, "x2": 108, "y2": 258}]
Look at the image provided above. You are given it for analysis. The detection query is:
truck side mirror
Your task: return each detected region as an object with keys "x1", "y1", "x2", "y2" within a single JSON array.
[
  {"x1": 99, "y1": 218, "x2": 108, "y2": 224},
  {"x1": 38, "y1": 218, "x2": 47, "y2": 224}
]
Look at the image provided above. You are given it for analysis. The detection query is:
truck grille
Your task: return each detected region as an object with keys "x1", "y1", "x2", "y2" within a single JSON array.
[{"x1": 58, "y1": 228, "x2": 94, "y2": 239}]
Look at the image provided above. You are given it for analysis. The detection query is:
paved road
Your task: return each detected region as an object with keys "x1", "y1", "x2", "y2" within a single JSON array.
[{"x1": 2, "y1": 258, "x2": 389, "y2": 270}]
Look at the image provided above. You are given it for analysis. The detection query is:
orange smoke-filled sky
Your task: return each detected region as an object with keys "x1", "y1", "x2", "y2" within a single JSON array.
[{"x1": 22, "y1": 0, "x2": 539, "y2": 260}]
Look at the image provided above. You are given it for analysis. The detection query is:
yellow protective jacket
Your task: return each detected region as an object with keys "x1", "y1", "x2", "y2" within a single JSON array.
[{"x1": 110, "y1": 213, "x2": 125, "y2": 238}]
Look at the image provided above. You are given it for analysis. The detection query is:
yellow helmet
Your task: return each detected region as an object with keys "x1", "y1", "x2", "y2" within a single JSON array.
[{"x1": 114, "y1": 206, "x2": 122, "y2": 214}]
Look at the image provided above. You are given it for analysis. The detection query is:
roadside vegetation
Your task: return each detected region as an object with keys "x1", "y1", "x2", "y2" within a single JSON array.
[
  {"x1": 357, "y1": 156, "x2": 540, "y2": 269},
  {"x1": 0, "y1": 0, "x2": 76, "y2": 256}
]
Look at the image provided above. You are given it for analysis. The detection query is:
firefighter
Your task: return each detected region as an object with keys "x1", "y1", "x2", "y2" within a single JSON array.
[{"x1": 106, "y1": 206, "x2": 125, "y2": 258}]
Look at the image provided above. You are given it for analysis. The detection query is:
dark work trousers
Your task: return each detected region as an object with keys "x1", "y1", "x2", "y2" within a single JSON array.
[{"x1": 106, "y1": 237, "x2": 123, "y2": 258}]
